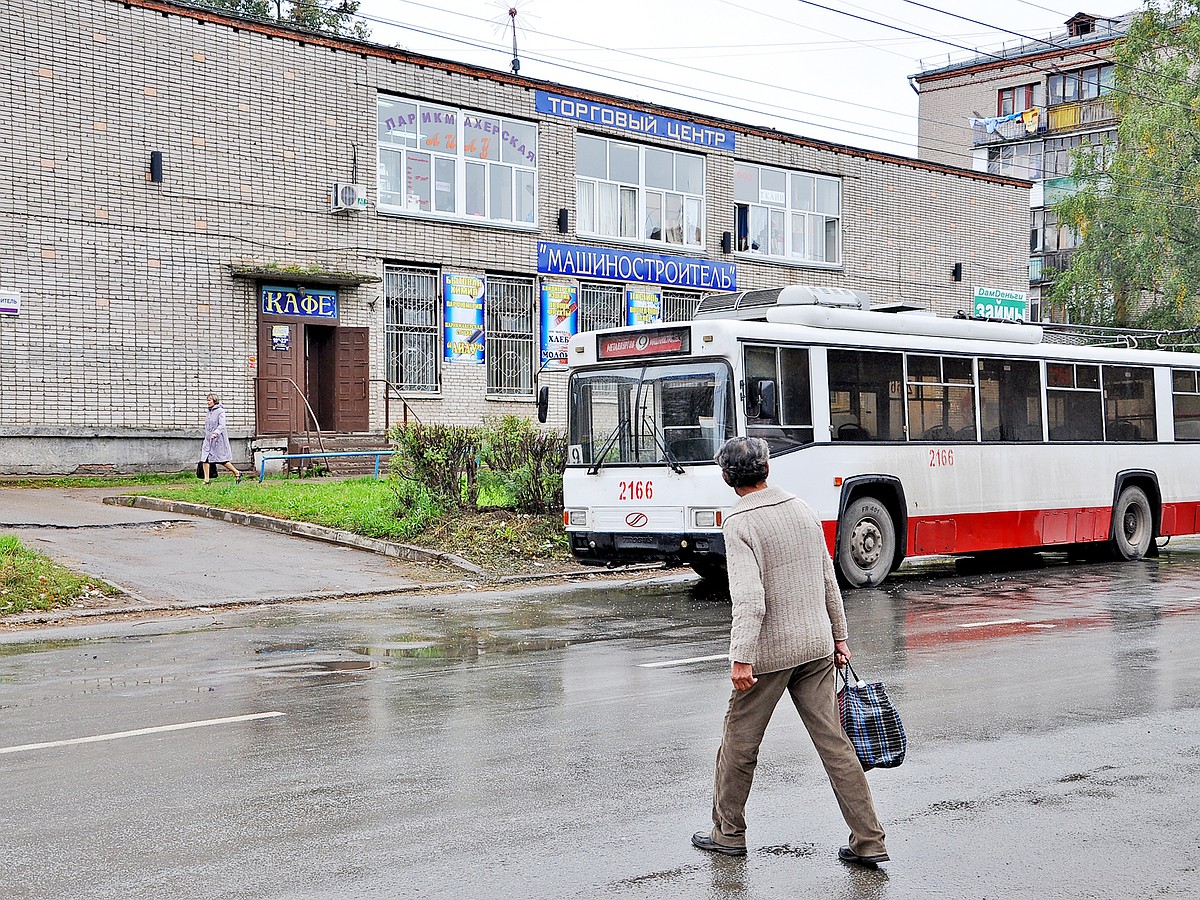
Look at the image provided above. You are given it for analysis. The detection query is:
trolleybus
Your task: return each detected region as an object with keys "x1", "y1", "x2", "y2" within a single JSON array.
[{"x1": 556, "y1": 285, "x2": 1200, "y2": 586}]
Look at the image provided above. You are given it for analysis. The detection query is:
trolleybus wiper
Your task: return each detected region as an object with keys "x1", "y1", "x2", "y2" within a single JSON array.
[
  {"x1": 642, "y1": 411, "x2": 685, "y2": 474},
  {"x1": 588, "y1": 366, "x2": 647, "y2": 475}
]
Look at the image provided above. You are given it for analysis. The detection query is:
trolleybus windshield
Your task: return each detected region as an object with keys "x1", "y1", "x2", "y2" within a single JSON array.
[{"x1": 568, "y1": 362, "x2": 735, "y2": 468}]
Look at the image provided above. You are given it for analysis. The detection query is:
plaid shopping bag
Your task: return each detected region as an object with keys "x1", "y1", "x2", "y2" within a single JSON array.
[{"x1": 837, "y1": 661, "x2": 906, "y2": 771}]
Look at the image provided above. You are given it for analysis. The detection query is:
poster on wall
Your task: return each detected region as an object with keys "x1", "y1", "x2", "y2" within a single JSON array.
[
  {"x1": 443, "y1": 273, "x2": 485, "y2": 364},
  {"x1": 539, "y1": 283, "x2": 578, "y2": 368},
  {"x1": 626, "y1": 287, "x2": 662, "y2": 326}
]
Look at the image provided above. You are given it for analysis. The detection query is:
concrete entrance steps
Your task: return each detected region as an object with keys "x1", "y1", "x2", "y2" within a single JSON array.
[{"x1": 286, "y1": 432, "x2": 394, "y2": 477}]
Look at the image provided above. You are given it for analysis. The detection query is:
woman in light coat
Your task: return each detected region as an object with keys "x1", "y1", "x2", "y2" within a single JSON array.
[{"x1": 200, "y1": 393, "x2": 243, "y2": 484}]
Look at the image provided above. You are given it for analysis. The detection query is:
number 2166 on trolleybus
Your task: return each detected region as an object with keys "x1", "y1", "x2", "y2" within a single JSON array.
[{"x1": 558, "y1": 285, "x2": 1200, "y2": 587}]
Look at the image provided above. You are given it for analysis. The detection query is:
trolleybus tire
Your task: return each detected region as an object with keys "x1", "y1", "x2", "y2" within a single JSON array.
[
  {"x1": 1111, "y1": 485, "x2": 1153, "y2": 561},
  {"x1": 836, "y1": 497, "x2": 896, "y2": 588},
  {"x1": 689, "y1": 557, "x2": 728, "y2": 585}
]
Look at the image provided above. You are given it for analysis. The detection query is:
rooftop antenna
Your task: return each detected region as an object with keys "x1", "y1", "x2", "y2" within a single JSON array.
[
  {"x1": 508, "y1": 6, "x2": 520, "y2": 75},
  {"x1": 492, "y1": 1, "x2": 536, "y2": 76}
]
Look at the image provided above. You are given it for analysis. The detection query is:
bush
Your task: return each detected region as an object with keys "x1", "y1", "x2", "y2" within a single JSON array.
[
  {"x1": 388, "y1": 422, "x2": 482, "y2": 508},
  {"x1": 389, "y1": 417, "x2": 565, "y2": 514},
  {"x1": 481, "y1": 416, "x2": 566, "y2": 514}
]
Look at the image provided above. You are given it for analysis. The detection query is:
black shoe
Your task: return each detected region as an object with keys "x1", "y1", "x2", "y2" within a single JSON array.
[
  {"x1": 692, "y1": 831, "x2": 747, "y2": 857},
  {"x1": 838, "y1": 846, "x2": 889, "y2": 866}
]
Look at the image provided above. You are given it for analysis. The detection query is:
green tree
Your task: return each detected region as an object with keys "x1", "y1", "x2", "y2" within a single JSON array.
[
  {"x1": 194, "y1": 0, "x2": 370, "y2": 40},
  {"x1": 1051, "y1": 0, "x2": 1200, "y2": 331}
]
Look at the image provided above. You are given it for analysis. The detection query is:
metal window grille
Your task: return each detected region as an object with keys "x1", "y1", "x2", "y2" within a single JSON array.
[
  {"x1": 579, "y1": 282, "x2": 623, "y2": 333},
  {"x1": 661, "y1": 290, "x2": 702, "y2": 323},
  {"x1": 486, "y1": 275, "x2": 535, "y2": 396},
  {"x1": 384, "y1": 265, "x2": 440, "y2": 392}
]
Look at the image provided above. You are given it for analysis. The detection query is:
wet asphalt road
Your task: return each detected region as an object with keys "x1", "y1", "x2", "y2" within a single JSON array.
[{"x1": 3, "y1": 546, "x2": 1200, "y2": 899}]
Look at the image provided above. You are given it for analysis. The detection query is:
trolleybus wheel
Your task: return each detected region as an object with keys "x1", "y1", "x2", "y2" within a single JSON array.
[
  {"x1": 1111, "y1": 486, "x2": 1153, "y2": 561},
  {"x1": 689, "y1": 557, "x2": 728, "y2": 585},
  {"x1": 836, "y1": 497, "x2": 896, "y2": 588}
]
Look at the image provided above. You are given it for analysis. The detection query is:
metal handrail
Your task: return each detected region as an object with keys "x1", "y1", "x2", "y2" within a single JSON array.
[
  {"x1": 370, "y1": 379, "x2": 423, "y2": 430},
  {"x1": 258, "y1": 450, "x2": 395, "y2": 483}
]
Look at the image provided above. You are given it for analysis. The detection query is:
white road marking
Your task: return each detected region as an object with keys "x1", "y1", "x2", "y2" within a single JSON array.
[
  {"x1": 0, "y1": 711, "x2": 285, "y2": 755},
  {"x1": 1026, "y1": 623, "x2": 1058, "y2": 629},
  {"x1": 956, "y1": 619, "x2": 1025, "y2": 628},
  {"x1": 639, "y1": 653, "x2": 729, "y2": 669}
]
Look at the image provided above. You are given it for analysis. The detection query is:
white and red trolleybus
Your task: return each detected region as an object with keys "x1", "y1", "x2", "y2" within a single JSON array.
[{"x1": 558, "y1": 285, "x2": 1200, "y2": 586}]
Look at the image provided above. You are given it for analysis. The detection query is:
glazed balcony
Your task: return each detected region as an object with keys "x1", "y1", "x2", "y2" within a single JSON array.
[{"x1": 1045, "y1": 97, "x2": 1118, "y2": 133}]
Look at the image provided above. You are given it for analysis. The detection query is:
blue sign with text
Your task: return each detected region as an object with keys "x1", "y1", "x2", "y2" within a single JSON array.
[
  {"x1": 537, "y1": 242, "x2": 737, "y2": 292},
  {"x1": 535, "y1": 91, "x2": 736, "y2": 152},
  {"x1": 260, "y1": 285, "x2": 338, "y2": 319}
]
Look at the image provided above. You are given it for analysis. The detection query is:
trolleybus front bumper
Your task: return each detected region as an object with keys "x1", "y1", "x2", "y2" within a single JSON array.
[{"x1": 568, "y1": 530, "x2": 726, "y2": 567}]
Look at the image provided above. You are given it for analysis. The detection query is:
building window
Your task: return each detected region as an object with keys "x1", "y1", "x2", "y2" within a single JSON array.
[
  {"x1": 485, "y1": 276, "x2": 536, "y2": 397},
  {"x1": 661, "y1": 289, "x2": 702, "y2": 323},
  {"x1": 1048, "y1": 65, "x2": 1114, "y2": 106},
  {"x1": 576, "y1": 135, "x2": 705, "y2": 248},
  {"x1": 734, "y1": 162, "x2": 841, "y2": 265},
  {"x1": 377, "y1": 95, "x2": 537, "y2": 226},
  {"x1": 998, "y1": 84, "x2": 1036, "y2": 116},
  {"x1": 579, "y1": 282, "x2": 623, "y2": 332},
  {"x1": 1038, "y1": 210, "x2": 1080, "y2": 253},
  {"x1": 1043, "y1": 130, "x2": 1116, "y2": 178},
  {"x1": 987, "y1": 142, "x2": 1042, "y2": 180},
  {"x1": 385, "y1": 265, "x2": 440, "y2": 392}
]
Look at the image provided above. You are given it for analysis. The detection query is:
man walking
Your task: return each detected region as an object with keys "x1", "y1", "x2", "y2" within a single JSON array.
[{"x1": 691, "y1": 436, "x2": 889, "y2": 866}]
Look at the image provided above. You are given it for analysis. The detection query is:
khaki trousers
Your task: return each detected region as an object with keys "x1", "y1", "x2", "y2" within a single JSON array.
[{"x1": 710, "y1": 655, "x2": 888, "y2": 857}]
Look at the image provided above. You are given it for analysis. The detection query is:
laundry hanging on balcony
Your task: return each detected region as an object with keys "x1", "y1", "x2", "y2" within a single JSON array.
[
  {"x1": 969, "y1": 111, "x2": 1022, "y2": 134},
  {"x1": 1021, "y1": 108, "x2": 1040, "y2": 133}
]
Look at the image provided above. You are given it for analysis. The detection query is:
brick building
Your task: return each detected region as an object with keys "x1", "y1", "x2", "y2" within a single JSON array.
[
  {"x1": 0, "y1": 0, "x2": 1029, "y2": 474},
  {"x1": 913, "y1": 11, "x2": 1132, "y2": 319}
]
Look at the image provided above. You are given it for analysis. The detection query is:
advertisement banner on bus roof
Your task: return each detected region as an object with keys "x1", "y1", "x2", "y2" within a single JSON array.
[{"x1": 973, "y1": 287, "x2": 1027, "y2": 322}]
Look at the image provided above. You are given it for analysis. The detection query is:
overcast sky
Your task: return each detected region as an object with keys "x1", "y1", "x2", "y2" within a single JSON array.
[{"x1": 354, "y1": 0, "x2": 1136, "y2": 165}]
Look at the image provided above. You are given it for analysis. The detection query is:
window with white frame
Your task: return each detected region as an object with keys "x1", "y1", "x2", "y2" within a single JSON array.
[
  {"x1": 579, "y1": 282, "x2": 623, "y2": 332},
  {"x1": 576, "y1": 135, "x2": 705, "y2": 248},
  {"x1": 987, "y1": 142, "x2": 1042, "y2": 180},
  {"x1": 377, "y1": 95, "x2": 538, "y2": 226},
  {"x1": 486, "y1": 275, "x2": 536, "y2": 396},
  {"x1": 734, "y1": 162, "x2": 841, "y2": 266},
  {"x1": 384, "y1": 265, "x2": 440, "y2": 392}
]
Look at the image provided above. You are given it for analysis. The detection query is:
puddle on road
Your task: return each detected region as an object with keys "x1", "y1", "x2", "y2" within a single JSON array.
[
  {"x1": 350, "y1": 632, "x2": 569, "y2": 661},
  {"x1": 253, "y1": 658, "x2": 375, "y2": 677}
]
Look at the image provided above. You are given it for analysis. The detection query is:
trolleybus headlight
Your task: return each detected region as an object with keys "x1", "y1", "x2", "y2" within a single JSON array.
[
  {"x1": 566, "y1": 508, "x2": 587, "y2": 526},
  {"x1": 692, "y1": 509, "x2": 722, "y2": 528}
]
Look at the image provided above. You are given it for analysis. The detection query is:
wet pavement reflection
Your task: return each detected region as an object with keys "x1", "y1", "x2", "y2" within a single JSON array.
[{"x1": 3, "y1": 542, "x2": 1200, "y2": 898}]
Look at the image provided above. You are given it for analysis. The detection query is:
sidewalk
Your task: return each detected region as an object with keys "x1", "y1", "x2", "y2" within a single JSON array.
[{"x1": 0, "y1": 487, "x2": 665, "y2": 626}]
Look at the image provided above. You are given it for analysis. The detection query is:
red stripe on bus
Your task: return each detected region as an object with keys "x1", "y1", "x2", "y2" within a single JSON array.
[{"x1": 822, "y1": 500, "x2": 1200, "y2": 558}]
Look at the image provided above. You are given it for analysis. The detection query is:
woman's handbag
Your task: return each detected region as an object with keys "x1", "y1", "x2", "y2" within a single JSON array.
[
  {"x1": 837, "y1": 661, "x2": 906, "y2": 771},
  {"x1": 195, "y1": 462, "x2": 217, "y2": 479}
]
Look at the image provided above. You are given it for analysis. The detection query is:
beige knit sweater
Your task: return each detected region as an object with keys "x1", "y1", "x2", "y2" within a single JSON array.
[{"x1": 724, "y1": 485, "x2": 849, "y2": 674}]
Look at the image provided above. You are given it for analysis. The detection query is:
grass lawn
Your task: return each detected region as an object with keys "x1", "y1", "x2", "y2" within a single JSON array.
[
  {"x1": 132, "y1": 475, "x2": 570, "y2": 568},
  {"x1": 0, "y1": 535, "x2": 121, "y2": 615}
]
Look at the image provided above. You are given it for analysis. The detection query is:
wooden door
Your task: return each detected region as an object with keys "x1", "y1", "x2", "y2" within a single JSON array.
[
  {"x1": 257, "y1": 319, "x2": 305, "y2": 434},
  {"x1": 333, "y1": 326, "x2": 370, "y2": 432}
]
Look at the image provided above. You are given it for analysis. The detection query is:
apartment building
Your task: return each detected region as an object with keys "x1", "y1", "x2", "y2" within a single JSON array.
[
  {"x1": 0, "y1": 0, "x2": 1029, "y2": 474},
  {"x1": 913, "y1": 12, "x2": 1134, "y2": 320}
]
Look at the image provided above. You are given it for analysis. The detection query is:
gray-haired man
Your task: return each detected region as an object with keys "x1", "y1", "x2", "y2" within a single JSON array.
[{"x1": 691, "y1": 436, "x2": 889, "y2": 866}]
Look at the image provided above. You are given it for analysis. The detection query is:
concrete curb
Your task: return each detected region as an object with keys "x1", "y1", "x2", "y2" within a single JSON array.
[{"x1": 102, "y1": 495, "x2": 488, "y2": 575}]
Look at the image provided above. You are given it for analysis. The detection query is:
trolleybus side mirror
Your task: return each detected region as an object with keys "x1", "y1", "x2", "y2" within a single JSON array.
[
  {"x1": 757, "y1": 380, "x2": 777, "y2": 420},
  {"x1": 537, "y1": 385, "x2": 550, "y2": 423}
]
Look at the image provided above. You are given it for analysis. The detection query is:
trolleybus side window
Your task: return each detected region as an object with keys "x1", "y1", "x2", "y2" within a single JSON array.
[
  {"x1": 905, "y1": 354, "x2": 977, "y2": 441},
  {"x1": 743, "y1": 345, "x2": 814, "y2": 452},
  {"x1": 1102, "y1": 365, "x2": 1155, "y2": 442},
  {"x1": 1173, "y1": 368, "x2": 1200, "y2": 440},
  {"x1": 827, "y1": 350, "x2": 904, "y2": 441},
  {"x1": 979, "y1": 358, "x2": 1043, "y2": 442},
  {"x1": 1047, "y1": 363, "x2": 1103, "y2": 441}
]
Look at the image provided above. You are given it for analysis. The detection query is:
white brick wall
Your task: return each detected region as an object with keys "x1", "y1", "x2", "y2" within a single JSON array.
[{"x1": 0, "y1": 0, "x2": 1029, "y2": 467}]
